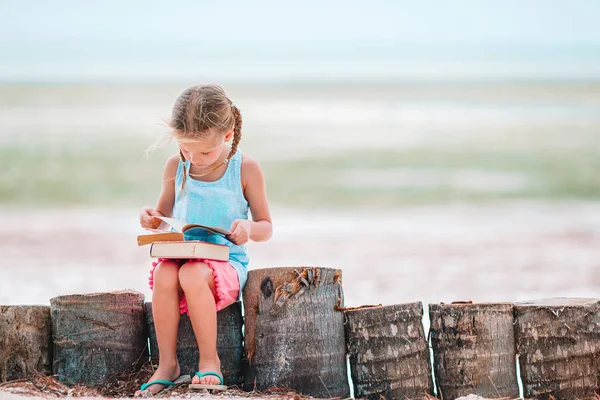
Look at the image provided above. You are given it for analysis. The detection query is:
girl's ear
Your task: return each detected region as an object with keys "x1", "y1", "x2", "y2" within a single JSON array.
[{"x1": 224, "y1": 129, "x2": 234, "y2": 142}]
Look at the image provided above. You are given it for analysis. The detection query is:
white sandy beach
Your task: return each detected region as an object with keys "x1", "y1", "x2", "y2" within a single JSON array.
[{"x1": 2, "y1": 202, "x2": 598, "y2": 309}]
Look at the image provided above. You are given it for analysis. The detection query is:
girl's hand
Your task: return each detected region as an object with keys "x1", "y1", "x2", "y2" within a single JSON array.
[
  {"x1": 228, "y1": 219, "x2": 252, "y2": 245},
  {"x1": 140, "y1": 207, "x2": 164, "y2": 230}
]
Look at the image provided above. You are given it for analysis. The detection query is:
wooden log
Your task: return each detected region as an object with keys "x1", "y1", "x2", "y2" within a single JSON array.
[
  {"x1": 344, "y1": 302, "x2": 433, "y2": 400},
  {"x1": 0, "y1": 306, "x2": 52, "y2": 382},
  {"x1": 144, "y1": 301, "x2": 243, "y2": 386},
  {"x1": 429, "y1": 302, "x2": 519, "y2": 400},
  {"x1": 243, "y1": 267, "x2": 349, "y2": 397},
  {"x1": 514, "y1": 297, "x2": 600, "y2": 400},
  {"x1": 50, "y1": 290, "x2": 147, "y2": 386}
]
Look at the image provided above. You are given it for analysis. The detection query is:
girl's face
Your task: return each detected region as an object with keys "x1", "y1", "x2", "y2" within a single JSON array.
[{"x1": 179, "y1": 130, "x2": 233, "y2": 168}]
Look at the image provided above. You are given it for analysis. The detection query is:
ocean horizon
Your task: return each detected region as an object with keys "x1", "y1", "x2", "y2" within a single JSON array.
[{"x1": 2, "y1": 42, "x2": 600, "y2": 84}]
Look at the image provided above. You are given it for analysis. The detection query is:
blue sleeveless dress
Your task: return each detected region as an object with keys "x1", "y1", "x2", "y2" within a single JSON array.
[{"x1": 172, "y1": 150, "x2": 250, "y2": 292}]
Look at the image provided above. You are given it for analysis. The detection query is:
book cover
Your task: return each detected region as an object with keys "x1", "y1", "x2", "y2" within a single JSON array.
[{"x1": 149, "y1": 241, "x2": 229, "y2": 261}]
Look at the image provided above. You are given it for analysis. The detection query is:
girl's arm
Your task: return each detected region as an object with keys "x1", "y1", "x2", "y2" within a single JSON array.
[
  {"x1": 155, "y1": 154, "x2": 180, "y2": 217},
  {"x1": 140, "y1": 154, "x2": 179, "y2": 229},
  {"x1": 237, "y1": 154, "x2": 273, "y2": 242}
]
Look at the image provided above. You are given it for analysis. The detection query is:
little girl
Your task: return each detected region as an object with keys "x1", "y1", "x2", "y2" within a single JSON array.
[{"x1": 136, "y1": 85, "x2": 272, "y2": 396}]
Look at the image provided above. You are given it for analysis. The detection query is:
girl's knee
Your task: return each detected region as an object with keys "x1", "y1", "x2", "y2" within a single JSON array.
[
  {"x1": 178, "y1": 261, "x2": 212, "y2": 290},
  {"x1": 153, "y1": 260, "x2": 180, "y2": 289}
]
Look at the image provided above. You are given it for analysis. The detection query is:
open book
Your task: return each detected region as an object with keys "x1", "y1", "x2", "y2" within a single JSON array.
[
  {"x1": 137, "y1": 216, "x2": 231, "y2": 246},
  {"x1": 155, "y1": 216, "x2": 231, "y2": 236}
]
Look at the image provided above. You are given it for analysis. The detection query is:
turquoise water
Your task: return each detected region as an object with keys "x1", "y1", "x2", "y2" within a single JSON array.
[{"x1": 3, "y1": 43, "x2": 600, "y2": 83}]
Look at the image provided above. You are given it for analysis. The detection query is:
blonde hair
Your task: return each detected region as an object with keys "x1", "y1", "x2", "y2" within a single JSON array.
[{"x1": 159, "y1": 84, "x2": 243, "y2": 193}]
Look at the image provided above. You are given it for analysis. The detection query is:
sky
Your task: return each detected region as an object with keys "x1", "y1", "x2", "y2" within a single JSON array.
[{"x1": 1, "y1": 0, "x2": 599, "y2": 82}]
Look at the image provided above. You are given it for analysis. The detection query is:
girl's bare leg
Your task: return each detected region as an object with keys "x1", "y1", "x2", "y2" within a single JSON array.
[
  {"x1": 135, "y1": 261, "x2": 182, "y2": 396},
  {"x1": 179, "y1": 261, "x2": 222, "y2": 386}
]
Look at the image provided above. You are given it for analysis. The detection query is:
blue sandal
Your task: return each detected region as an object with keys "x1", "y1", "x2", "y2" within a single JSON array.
[
  {"x1": 140, "y1": 379, "x2": 175, "y2": 392},
  {"x1": 189, "y1": 371, "x2": 227, "y2": 390}
]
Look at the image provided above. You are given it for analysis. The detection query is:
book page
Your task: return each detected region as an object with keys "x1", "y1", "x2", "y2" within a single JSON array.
[
  {"x1": 153, "y1": 216, "x2": 188, "y2": 232},
  {"x1": 154, "y1": 216, "x2": 231, "y2": 236}
]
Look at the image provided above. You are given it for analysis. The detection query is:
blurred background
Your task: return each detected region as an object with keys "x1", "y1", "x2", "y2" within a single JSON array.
[{"x1": 1, "y1": 0, "x2": 599, "y2": 308}]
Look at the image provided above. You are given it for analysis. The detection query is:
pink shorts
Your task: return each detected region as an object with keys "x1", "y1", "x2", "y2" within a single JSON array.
[{"x1": 148, "y1": 258, "x2": 240, "y2": 314}]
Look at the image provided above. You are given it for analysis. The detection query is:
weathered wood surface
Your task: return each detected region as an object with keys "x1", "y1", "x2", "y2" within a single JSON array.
[
  {"x1": 0, "y1": 306, "x2": 52, "y2": 382},
  {"x1": 50, "y1": 291, "x2": 147, "y2": 386},
  {"x1": 429, "y1": 302, "x2": 518, "y2": 400},
  {"x1": 243, "y1": 267, "x2": 349, "y2": 397},
  {"x1": 344, "y1": 302, "x2": 433, "y2": 400},
  {"x1": 145, "y1": 301, "x2": 243, "y2": 386},
  {"x1": 514, "y1": 297, "x2": 600, "y2": 400}
]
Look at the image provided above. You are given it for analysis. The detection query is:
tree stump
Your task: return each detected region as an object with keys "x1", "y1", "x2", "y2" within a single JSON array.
[
  {"x1": 243, "y1": 267, "x2": 349, "y2": 398},
  {"x1": 429, "y1": 302, "x2": 518, "y2": 400},
  {"x1": 50, "y1": 291, "x2": 147, "y2": 386},
  {"x1": 514, "y1": 297, "x2": 600, "y2": 400},
  {"x1": 0, "y1": 306, "x2": 52, "y2": 382},
  {"x1": 145, "y1": 301, "x2": 243, "y2": 386},
  {"x1": 344, "y1": 302, "x2": 433, "y2": 400}
]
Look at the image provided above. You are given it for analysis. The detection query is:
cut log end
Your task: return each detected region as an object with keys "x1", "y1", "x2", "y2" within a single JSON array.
[
  {"x1": 243, "y1": 267, "x2": 349, "y2": 398},
  {"x1": 429, "y1": 302, "x2": 519, "y2": 400},
  {"x1": 514, "y1": 297, "x2": 600, "y2": 400},
  {"x1": 345, "y1": 302, "x2": 433, "y2": 400},
  {"x1": 516, "y1": 297, "x2": 600, "y2": 308},
  {"x1": 50, "y1": 290, "x2": 147, "y2": 386},
  {"x1": 0, "y1": 305, "x2": 52, "y2": 382}
]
